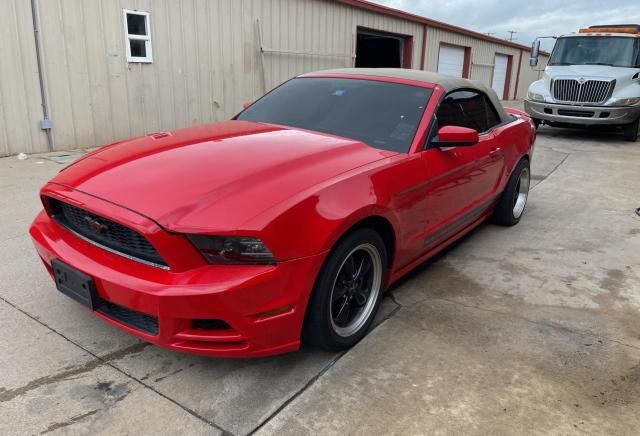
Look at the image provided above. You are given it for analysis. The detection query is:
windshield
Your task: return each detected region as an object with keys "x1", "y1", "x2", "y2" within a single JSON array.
[
  {"x1": 237, "y1": 78, "x2": 432, "y2": 152},
  {"x1": 549, "y1": 36, "x2": 640, "y2": 67}
]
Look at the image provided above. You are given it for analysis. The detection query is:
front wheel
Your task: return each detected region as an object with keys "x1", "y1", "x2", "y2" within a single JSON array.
[
  {"x1": 493, "y1": 159, "x2": 531, "y2": 226},
  {"x1": 304, "y1": 228, "x2": 388, "y2": 351},
  {"x1": 622, "y1": 118, "x2": 639, "y2": 142}
]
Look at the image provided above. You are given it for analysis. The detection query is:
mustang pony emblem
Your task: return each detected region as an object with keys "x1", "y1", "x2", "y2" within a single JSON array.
[{"x1": 82, "y1": 215, "x2": 109, "y2": 233}]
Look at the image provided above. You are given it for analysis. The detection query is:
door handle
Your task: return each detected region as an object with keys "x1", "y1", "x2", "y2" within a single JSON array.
[{"x1": 489, "y1": 147, "x2": 501, "y2": 157}]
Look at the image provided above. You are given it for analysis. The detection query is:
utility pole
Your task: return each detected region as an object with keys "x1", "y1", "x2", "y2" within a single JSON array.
[{"x1": 507, "y1": 30, "x2": 518, "y2": 41}]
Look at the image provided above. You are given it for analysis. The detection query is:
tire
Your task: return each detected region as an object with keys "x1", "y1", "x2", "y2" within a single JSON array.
[
  {"x1": 303, "y1": 228, "x2": 388, "y2": 351},
  {"x1": 622, "y1": 118, "x2": 639, "y2": 142},
  {"x1": 493, "y1": 159, "x2": 531, "y2": 226},
  {"x1": 532, "y1": 118, "x2": 541, "y2": 130}
]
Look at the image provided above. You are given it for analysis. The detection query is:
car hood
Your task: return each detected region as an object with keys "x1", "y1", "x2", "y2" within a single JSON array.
[{"x1": 51, "y1": 121, "x2": 395, "y2": 232}]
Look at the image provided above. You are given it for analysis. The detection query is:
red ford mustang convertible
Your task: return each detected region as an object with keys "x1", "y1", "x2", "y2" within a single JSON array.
[{"x1": 30, "y1": 69, "x2": 535, "y2": 357}]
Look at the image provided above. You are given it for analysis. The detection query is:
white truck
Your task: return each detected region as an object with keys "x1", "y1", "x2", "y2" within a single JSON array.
[{"x1": 525, "y1": 24, "x2": 640, "y2": 141}]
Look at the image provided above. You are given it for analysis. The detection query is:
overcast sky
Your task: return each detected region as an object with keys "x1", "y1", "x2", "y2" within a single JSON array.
[{"x1": 369, "y1": 0, "x2": 640, "y2": 51}]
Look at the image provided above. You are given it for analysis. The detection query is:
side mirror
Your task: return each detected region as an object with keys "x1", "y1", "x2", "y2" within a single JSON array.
[
  {"x1": 529, "y1": 40, "x2": 540, "y2": 67},
  {"x1": 434, "y1": 125, "x2": 479, "y2": 147},
  {"x1": 243, "y1": 101, "x2": 252, "y2": 109}
]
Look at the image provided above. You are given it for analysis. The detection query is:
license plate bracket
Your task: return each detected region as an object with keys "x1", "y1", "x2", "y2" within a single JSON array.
[{"x1": 51, "y1": 259, "x2": 99, "y2": 310}]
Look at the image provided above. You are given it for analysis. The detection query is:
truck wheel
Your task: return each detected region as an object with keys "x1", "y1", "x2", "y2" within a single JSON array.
[
  {"x1": 493, "y1": 159, "x2": 530, "y2": 226},
  {"x1": 623, "y1": 119, "x2": 639, "y2": 142},
  {"x1": 532, "y1": 118, "x2": 541, "y2": 130}
]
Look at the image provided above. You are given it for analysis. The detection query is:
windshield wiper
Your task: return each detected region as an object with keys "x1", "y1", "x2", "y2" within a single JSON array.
[{"x1": 583, "y1": 62, "x2": 614, "y2": 66}]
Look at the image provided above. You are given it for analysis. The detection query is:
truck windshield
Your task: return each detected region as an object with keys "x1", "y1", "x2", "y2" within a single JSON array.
[{"x1": 549, "y1": 36, "x2": 640, "y2": 68}]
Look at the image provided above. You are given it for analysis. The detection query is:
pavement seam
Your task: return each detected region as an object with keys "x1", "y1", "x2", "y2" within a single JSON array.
[
  {"x1": 530, "y1": 152, "x2": 570, "y2": 191},
  {"x1": 433, "y1": 296, "x2": 640, "y2": 352},
  {"x1": 246, "y1": 294, "x2": 403, "y2": 435},
  {"x1": 0, "y1": 295, "x2": 234, "y2": 436}
]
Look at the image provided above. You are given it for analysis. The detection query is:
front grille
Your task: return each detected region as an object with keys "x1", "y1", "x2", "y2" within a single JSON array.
[
  {"x1": 551, "y1": 78, "x2": 614, "y2": 104},
  {"x1": 98, "y1": 300, "x2": 159, "y2": 335},
  {"x1": 49, "y1": 198, "x2": 168, "y2": 268}
]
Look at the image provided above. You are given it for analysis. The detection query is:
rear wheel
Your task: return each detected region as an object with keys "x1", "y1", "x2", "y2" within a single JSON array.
[
  {"x1": 304, "y1": 228, "x2": 387, "y2": 351},
  {"x1": 493, "y1": 159, "x2": 531, "y2": 226},
  {"x1": 622, "y1": 118, "x2": 639, "y2": 142}
]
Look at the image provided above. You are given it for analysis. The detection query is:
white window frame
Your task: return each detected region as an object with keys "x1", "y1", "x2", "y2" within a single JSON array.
[{"x1": 123, "y1": 9, "x2": 153, "y2": 63}]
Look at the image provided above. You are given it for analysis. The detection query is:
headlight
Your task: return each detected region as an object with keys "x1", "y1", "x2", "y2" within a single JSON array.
[
  {"x1": 188, "y1": 235, "x2": 276, "y2": 265},
  {"x1": 527, "y1": 90, "x2": 545, "y2": 102},
  {"x1": 607, "y1": 97, "x2": 640, "y2": 106}
]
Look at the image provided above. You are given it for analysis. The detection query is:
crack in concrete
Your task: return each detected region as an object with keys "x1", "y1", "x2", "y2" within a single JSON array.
[
  {"x1": 0, "y1": 295, "x2": 233, "y2": 436},
  {"x1": 0, "y1": 342, "x2": 149, "y2": 403},
  {"x1": 434, "y1": 296, "x2": 640, "y2": 352},
  {"x1": 531, "y1": 152, "x2": 570, "y2": 191},
  {"x1": 247, "y1": 294, "x2": 403, "y2": 436},
  {"x1": 40, "y1": 409, "x2": 99, "y2": 434}
]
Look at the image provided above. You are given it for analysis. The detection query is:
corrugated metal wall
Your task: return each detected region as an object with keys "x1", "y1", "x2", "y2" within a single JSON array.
[
  {"x1": 0, "y1": 0, "x2": 49, "y2": 155},
  {"x1": 425, "y1": 27, "x2": 521, "y2": 99},
  {"x1": 260, "y1": 0, "x2": 423, "y2": 90},
  {"x1": 36, "y1": 0, "x2": 265, "y2": 153},
  {"x1": 0, "y1": 0, "x2": 546, "y2": 156}
]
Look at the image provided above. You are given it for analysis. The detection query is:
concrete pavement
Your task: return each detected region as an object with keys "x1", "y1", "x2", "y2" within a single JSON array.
[{"x1": 1, "y1": 107, "x2": 639, "y2": 435}]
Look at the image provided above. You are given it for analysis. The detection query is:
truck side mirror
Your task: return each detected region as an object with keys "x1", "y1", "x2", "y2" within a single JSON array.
[{"x1": 529, "y1": 40, "x2": 540, "y2": 67}]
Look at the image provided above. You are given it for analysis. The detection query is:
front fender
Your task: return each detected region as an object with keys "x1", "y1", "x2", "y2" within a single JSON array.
[{"x1": 248, "y1": 171, "x2": 384, "y2": 260}]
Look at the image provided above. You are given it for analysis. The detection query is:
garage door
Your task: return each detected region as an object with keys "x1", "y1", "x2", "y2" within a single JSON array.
[
  {"x1": 492, "y1": 54, "x2": 509, "y2": 99},
  {"x1": 438, "y1": 45, "x2": 465, "y2": 78}
]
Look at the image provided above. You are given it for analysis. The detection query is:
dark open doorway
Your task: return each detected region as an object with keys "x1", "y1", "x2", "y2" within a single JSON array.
[{"x1": 355, "y1": 28, "x2": 413, "y2": 68}]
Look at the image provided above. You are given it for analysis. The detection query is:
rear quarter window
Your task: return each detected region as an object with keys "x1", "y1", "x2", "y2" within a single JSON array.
[{"x1": 437, "y1": 90, "x2": 501, "y2": 133}]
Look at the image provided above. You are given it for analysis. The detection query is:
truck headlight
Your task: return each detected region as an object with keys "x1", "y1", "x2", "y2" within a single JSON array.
[
  {"x1": 607, "y1": 97, "x2": 640, "y2": 106},
  {"x1": 527, "y1": 90, "x2": 545, "y2": 102}
]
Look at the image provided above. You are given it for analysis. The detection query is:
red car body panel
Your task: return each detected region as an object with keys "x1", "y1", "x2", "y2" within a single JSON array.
[{"x1": 30, "y1": 73, "x2": 535, "y2": 357}]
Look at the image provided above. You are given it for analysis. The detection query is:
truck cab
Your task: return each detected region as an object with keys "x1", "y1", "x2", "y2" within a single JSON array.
[{"x1": 525, "y1": 25, "x2": 640, "y2": 141}]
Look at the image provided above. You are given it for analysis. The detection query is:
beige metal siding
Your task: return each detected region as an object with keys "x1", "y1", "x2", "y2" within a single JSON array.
[
  {"x1": 34, "y1": 0, "x2": 265, "y2": 153},
  {"x1": 425, "y1": 27, "x2": 521, "y2": 100},
  {"x1": 259, "y1": 0, "x2": 424, "y2": 90},
  {"x1": 0, "y1": 0, "x2": 48, "y2": 155},
  {"x1": 0, "y1": 0, "x2": 549, "y2": 155}
]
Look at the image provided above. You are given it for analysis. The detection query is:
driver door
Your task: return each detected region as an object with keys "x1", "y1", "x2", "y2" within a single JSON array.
[{"x1": 421, "y1": 90, "x2": 505, "y2": 249}]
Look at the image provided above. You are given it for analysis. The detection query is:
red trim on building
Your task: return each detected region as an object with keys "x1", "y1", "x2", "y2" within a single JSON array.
[
  {"x1": 502, "y1": 54, "x2": 514, "y2": 100},
  {"x1": 513, "y1": 49, "x2": 523, "y2": 99},
  {"x1": 403, "y1": 35, "x2": 413, "y2": 68},
  {"x1": 462, "y1": 47, "x2": 471, "y2": 78},
  {"x1": 420, "y1": 25, "x2": 427, "y2": 70},
  {"x1": 335, "y1": 0, "x2": 548, "y2": 53}
]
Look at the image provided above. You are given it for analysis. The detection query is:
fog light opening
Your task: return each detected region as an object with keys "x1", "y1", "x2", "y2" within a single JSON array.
[{"x1": 192, "y1": 319, "x2": 231, "y2": 330}]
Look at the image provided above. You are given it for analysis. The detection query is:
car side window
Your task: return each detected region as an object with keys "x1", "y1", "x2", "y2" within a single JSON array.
[{"x1": 436, "y1": 90, "x2": 501, "y2": 133}]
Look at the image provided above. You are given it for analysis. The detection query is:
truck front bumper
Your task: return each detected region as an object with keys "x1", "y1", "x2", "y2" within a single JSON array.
[{"x1": 524, "y1": 99, "x2": 640, "y2": 126}]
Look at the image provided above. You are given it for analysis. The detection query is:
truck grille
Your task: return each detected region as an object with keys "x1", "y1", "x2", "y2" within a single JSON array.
[
  {"x1": 551, "y1": 78, "x2": 614, "y2": 104},
  {"x1": 49, "y1": 198, "x2": 168, "y2": 269}
]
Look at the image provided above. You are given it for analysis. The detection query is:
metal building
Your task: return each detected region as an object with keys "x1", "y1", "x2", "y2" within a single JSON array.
[{"x1": 0, "y1": 0, "x2": 549, "y2": 156}]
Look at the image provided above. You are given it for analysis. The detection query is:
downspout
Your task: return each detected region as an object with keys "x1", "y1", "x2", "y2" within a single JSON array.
[
  {"x1": 30, "y1": 0, "x2": 53, "y2": 151},
  {"x1": 420, "y1": 24, "x2": 427, "y2": 70}
]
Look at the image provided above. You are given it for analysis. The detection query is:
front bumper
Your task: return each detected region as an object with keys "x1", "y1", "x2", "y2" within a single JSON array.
[
  {"x1": 524, "y1": 99, "x2": 640, "y2": 126},
  {"x1": 30, "y1": 208, "x2": 326, "y2": 358}
]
